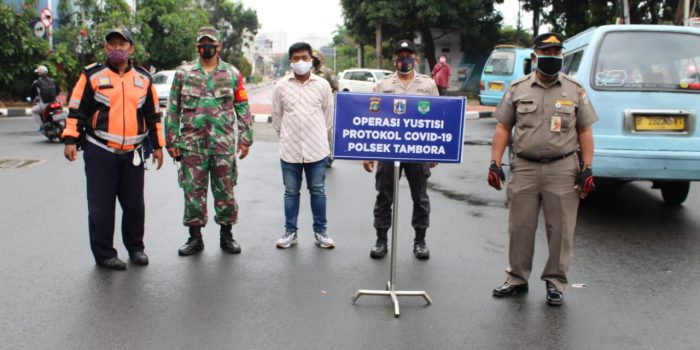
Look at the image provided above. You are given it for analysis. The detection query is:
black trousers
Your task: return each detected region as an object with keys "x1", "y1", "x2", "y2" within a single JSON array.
[
  {"x1": 437, "y1": 86, "x2": 447, "y2": 96},
  {"x1": 373, "y1": 161, "x2": 431, "y2": 232},
  {"x1": 84, "y1": 142, "x2": 145, "y2": 262}
]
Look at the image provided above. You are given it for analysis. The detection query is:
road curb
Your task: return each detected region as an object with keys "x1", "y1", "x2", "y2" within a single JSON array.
[
  {"x1": 253, "y1": 114, "x2": 271, "y2": 123},
  {"x1": 0, "y1": 108, "x2": 33, "y2": 117}
]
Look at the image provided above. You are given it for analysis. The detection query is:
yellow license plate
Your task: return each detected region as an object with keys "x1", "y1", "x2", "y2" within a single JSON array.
[
  {"x1": 635, "y1": 115, "x2": 685, "y2": 131},
  {"x1": 489, "y1": 82, "x2": 504, "y2": 91}
]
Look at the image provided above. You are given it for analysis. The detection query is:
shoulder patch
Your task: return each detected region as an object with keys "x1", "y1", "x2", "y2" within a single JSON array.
[
  {"x1": 510, "y1": 74, "x2": 530, "y2": 87},
  {"x1": 561, "y1": 73, "x2": 584, "y2": 87},
  {"x1": 84, "y1": 62, "x2": 102, "y2": 72}
]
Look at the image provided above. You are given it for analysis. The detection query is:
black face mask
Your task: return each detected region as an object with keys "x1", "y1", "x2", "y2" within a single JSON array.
[
  {"x1": 198, "y1": 44, "x2": 218, "y2": 59},
  {"x1": 395, "y1": 56, "x2": 415, "y2": 74},
  {"x1": 535, "y1": 55, "x2": 563, "y2": 77}
]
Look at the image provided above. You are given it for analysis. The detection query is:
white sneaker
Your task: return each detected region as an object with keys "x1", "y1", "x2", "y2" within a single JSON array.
[
  {"x1": 276, "y1": 231, "x2": 298, "y2": 249},
  {"x1": 314, "y1": 232, "x2": 335, "y2": 249}
]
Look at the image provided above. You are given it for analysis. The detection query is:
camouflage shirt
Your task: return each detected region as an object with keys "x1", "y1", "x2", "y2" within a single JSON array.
[{"x1": 165, "y1": 59, "x2": 253, "y2": 155}]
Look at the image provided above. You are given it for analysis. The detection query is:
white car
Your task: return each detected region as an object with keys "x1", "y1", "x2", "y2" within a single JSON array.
[
  {"x1": 152, "y1": 70, "x2": 176, "y2": 108},
  {"x1": 338, "y1": 68, "x2": 393, "y2": 93}
]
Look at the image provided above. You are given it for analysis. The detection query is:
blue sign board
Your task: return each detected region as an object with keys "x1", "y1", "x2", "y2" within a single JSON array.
[{"x1": 333, "y1": 92, "x2": 466, "y2": 163}]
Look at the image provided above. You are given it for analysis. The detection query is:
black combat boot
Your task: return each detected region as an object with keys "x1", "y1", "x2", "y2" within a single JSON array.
[
  {"x1": 370, "y1": 228, "x2": 389, "y2": 259},
  {"x1": 413, "y1": 229, "x2": 430, "y2": 260},
  {"x1": 178, "y1": 226, "x2": 204, "y2": 256},
  {"x1": 220, "y1": 224, "x2": 241, "y2": 254}
]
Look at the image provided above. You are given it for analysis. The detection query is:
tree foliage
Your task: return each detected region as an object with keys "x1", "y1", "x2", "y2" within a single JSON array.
[
  {"x1": 341, "y1": 0, "x2": 504, "y2": 71},
  {"x1": 1, "y1": 0, "x2": 258, "y2": 99},
  {"x1": 0, "y1": 0, "x2": 49, "y2": 100}
]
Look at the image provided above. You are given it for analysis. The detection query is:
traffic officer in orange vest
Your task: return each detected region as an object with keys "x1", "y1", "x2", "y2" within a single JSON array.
[
  {"x1": 488, "y1": 32, "x2": 597, "y2": 305},
  {"x1": 62, "y1": 28, "x2": 165, "y2": 270}
]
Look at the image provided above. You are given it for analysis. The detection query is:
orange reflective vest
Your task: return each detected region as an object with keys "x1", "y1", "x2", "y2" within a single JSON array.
[{"x1": 62, "y1": 62, "x2": 165, "y2": 150}]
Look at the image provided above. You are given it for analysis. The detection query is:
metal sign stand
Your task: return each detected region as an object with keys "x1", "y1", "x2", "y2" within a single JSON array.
[{"x1": 352, "y1": 161, "x2": 432, "y2": 318}]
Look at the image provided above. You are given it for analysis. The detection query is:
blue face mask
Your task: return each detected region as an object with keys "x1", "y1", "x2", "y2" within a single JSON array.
[
  {"x1": 535, "y1": 54, "x2": 563, "y2": 76},
  {"x1": 395, "y1": 56, "x2": 415, "y2": 74}
]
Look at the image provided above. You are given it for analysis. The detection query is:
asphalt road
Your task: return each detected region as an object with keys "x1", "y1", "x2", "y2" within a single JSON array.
[{"x1": 1, "y1": 100, "x2": 700, "y2": 349}]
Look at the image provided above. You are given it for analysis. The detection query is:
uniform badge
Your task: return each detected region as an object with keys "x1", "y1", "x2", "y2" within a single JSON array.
[
  {"x1": 97, "y1": 76, "x2": 112, "y2": 89},
  {"x1": 417, "y1": 101, "x2": 430, "y2": 115},
  {"x1": 393, "y1": 98, "x2": 406, "y2": 115},
  {"x1": 551, "y1": 116, "x2": 562, "y2": 132},
  {"x1": 369, "y1": 97, "x2": 381, "y2": 112},
  {"x1": 133, "y1": 76, "x2": 144, "y2": 88}
]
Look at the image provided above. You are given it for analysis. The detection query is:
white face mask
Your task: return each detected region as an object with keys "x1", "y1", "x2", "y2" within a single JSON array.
[{"x1": 290, "y1": 60, "x2": 312, "y2": 75}]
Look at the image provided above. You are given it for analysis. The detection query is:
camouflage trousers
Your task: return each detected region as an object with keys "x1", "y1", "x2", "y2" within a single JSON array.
[{"x1": 178, "y1": 150, "x2": 238, "y2": 227}]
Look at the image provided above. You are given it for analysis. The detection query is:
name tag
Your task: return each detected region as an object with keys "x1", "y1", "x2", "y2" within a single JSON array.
[
  {"x1": 555, "y1": 99, "x2": 574, "y2": 108},
  {"x1": 134, "y1": 77, "x2": 144, "y2": 88},
  {"x1": 551, "y1": 116, "x2": 562, "y2": 132}
]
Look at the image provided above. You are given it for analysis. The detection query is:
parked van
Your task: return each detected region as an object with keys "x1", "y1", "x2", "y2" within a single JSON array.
[
  {"x1": 479, "y1": 45, "x2": 533, "y2": 106},
  {"x1": 563, "y1": 24, "x2": 700, "y2": 204}
]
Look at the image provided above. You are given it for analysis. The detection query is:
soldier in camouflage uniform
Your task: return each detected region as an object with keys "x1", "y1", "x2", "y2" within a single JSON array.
[{"x1": 165, "y1": 27, "x2": 254, "y2": 256}]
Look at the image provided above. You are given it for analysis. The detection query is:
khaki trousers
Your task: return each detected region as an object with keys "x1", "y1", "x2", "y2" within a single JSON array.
[{"x1": 505, "y1": 154, "x2": 580, "y2": 292}]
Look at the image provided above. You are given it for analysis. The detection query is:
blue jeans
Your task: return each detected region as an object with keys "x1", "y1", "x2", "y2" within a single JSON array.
[{"x1": 281, "y1": 158, "x2": 328, "y2": 234}]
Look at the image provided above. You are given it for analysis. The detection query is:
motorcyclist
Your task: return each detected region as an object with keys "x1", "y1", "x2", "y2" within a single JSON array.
[{"x1": 30, "y1": 65, "x2": 60, "y2": 130}]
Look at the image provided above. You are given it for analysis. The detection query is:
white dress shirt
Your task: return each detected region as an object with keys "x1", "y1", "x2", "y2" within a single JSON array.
[{"x1": 272, "y1": 73, "x2": 334, "y2": 163}]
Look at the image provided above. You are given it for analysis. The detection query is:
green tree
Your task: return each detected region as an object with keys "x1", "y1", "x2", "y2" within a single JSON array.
[
  {"x1": 0, "y1": 0, "x2": 48, "y2": 100},
  {"x1": 200, "y1": 0, "x2": 259, "y2": 69}
]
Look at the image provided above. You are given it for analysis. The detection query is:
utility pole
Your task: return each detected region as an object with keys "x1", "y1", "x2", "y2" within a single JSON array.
[
  {"x1": 684, "y1": 0, "x2": 690, "y2": 26},
  {"x1": 515, "y1": 0, "x2": 522, "y2": 45},
  {"x1": 623, "y1": 0, "x2": 631, "y2": 24}
]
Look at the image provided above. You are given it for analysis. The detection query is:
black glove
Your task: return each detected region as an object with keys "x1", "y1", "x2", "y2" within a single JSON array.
[
  {"x1": 576, "y1": 166, "x2": 595, "y2": 195},
  {"x1": 487, "y1": 160, "x2": 506, "y2": 190}
]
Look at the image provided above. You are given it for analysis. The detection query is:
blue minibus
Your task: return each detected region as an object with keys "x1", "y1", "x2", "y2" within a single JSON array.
[
  {"x1": 479, "y1": 45, "x2": 533, "y2": 106},
  {"x1": 563, "y1": 25, "x2": 700, "y2": 204}
]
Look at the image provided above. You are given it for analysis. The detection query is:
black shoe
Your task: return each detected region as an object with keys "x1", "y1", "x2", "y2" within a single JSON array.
[
  {"x1": 129, "y1": 251, "x2": 149, "y2": 265},
  {"x1": 492, "y1": 282, "x2": 529, "y2": 297},
  {"x1": 178, "y1": 237, "x2": 204, "y2": 256},
  {"x1": 413, "y1": 241, "x2": 430, "y2": 260},
  {"x1": 96, "y1": 257, "x2": 127, "y2": 270},
  {"x1": 370, "y1": 240, "x2": 388, "y2": 259},
  {"x1": 545, "y1": 282, "x2": 563, "y2": 306},
  {"x1": 220, "y1": 237, "x2": 242, "y2": 254}
]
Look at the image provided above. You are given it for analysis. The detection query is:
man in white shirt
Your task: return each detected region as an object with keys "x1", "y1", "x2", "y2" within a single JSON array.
[{"x1": 272, "y1": 42, "x2": 335, "y2": 249}]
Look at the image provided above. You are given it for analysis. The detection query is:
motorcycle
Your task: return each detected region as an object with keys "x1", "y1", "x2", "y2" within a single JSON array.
[{"x1": 40, "y1": 100, "x2": 66, "y2": 142}]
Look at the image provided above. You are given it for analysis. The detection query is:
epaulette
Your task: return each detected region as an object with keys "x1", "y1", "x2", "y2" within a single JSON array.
[
  {"x1": 83, "y1": 62, "x2": 102, "y2": 72},
  {"x1": 561, "y1": 73, "x2": 584, "y2": 87},
  {"x1": 134, "y1": 65, "x2": 151, "y2": 75},
  {"x1": 510, "y1": 74, "x2": 531, "y2": 87}
]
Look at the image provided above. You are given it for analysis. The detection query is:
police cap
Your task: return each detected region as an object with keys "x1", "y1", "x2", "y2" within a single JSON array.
[
  {"x1": 533, "y1": 32, "x2": 564, "y2": 50},
  {"x1": 394, "y1": 39, "x2": 416, "y2": 54}
]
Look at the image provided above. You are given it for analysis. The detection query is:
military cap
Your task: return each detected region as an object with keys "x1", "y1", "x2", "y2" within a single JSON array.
[
  {"x1": 394, "y1": 39, "x2": 416, "y2": 54},
  {"x1": 533, "y1": 32, "x2": 564, "y2": 50},
  {"x1": 197, "y1": 27, "x2": 221, "y2": 43},
  {"x1": 105, "y1": 27, "x2": 133, "y2": 44}
]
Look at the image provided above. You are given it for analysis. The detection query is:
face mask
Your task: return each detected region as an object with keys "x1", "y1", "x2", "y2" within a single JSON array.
[
  {"x1": 439, "y1": 57, "x2": 447, "y2": 64},
  {"x1": 290, "y1": 60, "x2": 312, "y2": 75},
  {"x1": 198, "y1": 43, "x2": 218, "y2": 59},
  {"x1": 395, "y1": 56, "x2": 415, "y2": 74},
  {"x1": 107, "y1": 49, "x2": 129, "y2": 66},
  {"x1": 535, "y1": 54, "x2": 563, "y2": 77}
]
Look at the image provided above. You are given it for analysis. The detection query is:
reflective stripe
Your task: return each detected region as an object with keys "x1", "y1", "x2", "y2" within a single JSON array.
[
  {"x1": 94, "y1": 130, "x2": 147, "y2": 145},
  {"x1": 87, "y1": 135, "x2": 142, "y2": 154},
  {"x1": 137, "y1": 95, "x2": 146, "y2": 108},
  {"x1": 94, "y1": 91, "x2": 111, "y2": 106}
]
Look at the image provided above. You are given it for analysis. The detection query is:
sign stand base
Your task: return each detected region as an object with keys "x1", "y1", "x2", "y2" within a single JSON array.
[{"x1": 352, "y1": 161, "x2": 432, "y2": 318}]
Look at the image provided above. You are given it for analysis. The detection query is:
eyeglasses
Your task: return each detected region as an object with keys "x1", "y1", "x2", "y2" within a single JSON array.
[{"x1": 290, "y1": 55, "x2": 312, "y2": 63}]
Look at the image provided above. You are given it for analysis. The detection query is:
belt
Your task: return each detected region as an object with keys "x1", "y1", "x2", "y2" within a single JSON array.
[
  {"x1": 517, "y1": 151, "x2": 576, "y2": 164},
  {"x1": 87, "y1": 135, "x2": 140, "y2": 154}
]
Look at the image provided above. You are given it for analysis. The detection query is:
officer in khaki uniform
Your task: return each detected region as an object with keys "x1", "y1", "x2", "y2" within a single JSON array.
[
  {"x1": 363, "y1": 39, "x2": 439, "y2": 260},
  {"x1": 488, "y1": 32, "x2": 597, "y2": 306}
]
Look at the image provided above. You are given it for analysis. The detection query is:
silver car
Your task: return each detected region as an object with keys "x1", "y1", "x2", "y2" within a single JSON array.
[{"x1": 152, "y1": 70, "x2": 176, "y2": 108}]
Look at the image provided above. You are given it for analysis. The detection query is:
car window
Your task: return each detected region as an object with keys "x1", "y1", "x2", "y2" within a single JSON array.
[
  {"x1": 484, "y1": 50, "x2": 515, "y2": 75},
  {"x1": 594, "y1": 31, "x2": 700, "y2": 92},
  {"x1": 374, "y1": 71, "x2": 390, "y2": 80},
  {"x1": 563, "y1": 51, "x2": 584, "y2": 76},
  {"x1": 153, "y1": 74, "x2": 170, "y2": 84}
]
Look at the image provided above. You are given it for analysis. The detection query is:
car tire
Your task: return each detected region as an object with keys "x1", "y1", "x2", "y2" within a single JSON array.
[{"x1": 659, "y1": 181, "x2": 690, "y2": 205}]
